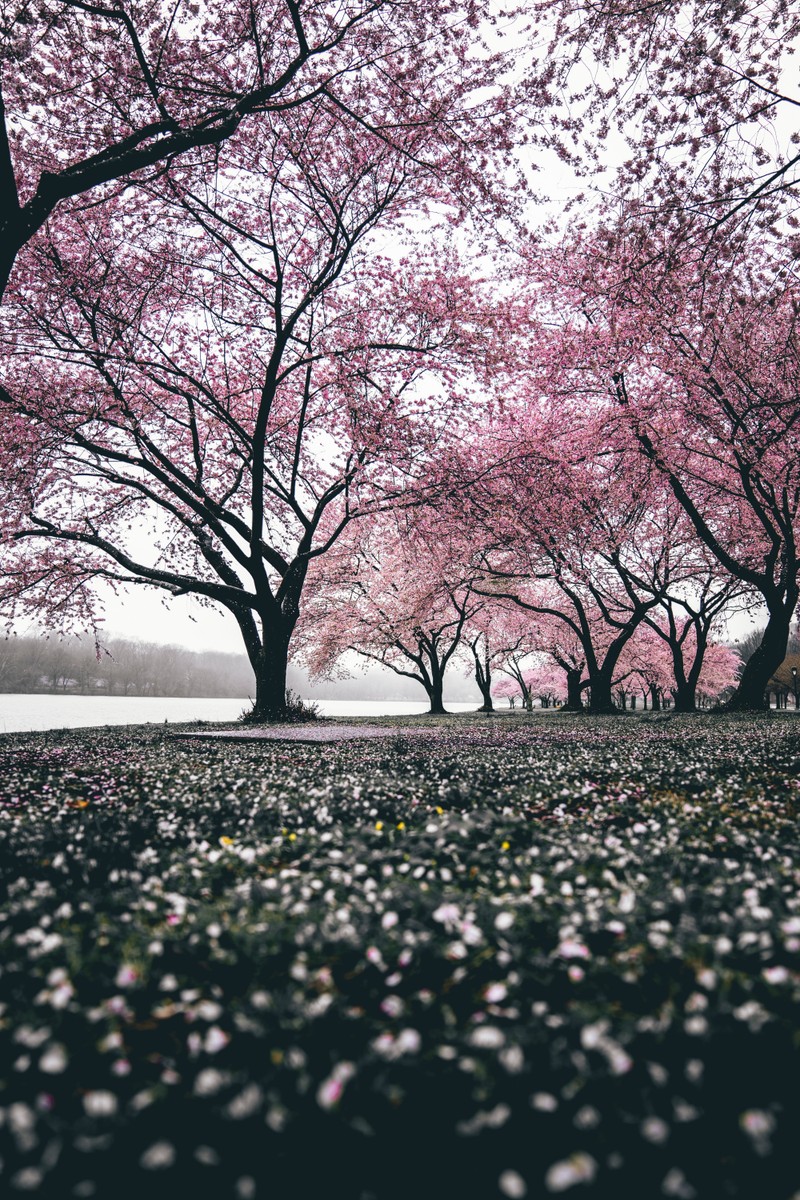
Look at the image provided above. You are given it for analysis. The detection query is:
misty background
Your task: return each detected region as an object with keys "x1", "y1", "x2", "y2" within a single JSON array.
[{"x1": 0, "y1": 631, "x2": 482, "y2": 703}]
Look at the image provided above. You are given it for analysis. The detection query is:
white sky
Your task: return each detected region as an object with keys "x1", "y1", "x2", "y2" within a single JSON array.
[{"x1": 98, "y1": 585, "x2": 245, "y2": 652}]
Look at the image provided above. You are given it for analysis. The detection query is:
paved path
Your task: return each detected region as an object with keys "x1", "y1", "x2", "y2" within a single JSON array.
[{"x1": 174, "y1": 723, "x2": 407, "y2": 744}]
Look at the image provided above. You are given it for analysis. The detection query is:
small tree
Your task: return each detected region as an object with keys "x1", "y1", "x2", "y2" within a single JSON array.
[{"x1": 302, "y1": 515, "x2": 481, "y2": 714}]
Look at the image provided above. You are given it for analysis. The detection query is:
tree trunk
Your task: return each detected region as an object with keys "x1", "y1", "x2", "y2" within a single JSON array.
[
  {"x1": 561, "y1": 667, "x2": 585, "y2": 710},
  {"x1": 561, "y1": 667, "x2": 584, "y2": 712},
  {"x1": 672, "y1": 682, "x2": 696, "y2": 712},
  {"x1": 472, "y1": 645, "x2": 494, "y2": 712},
  {"x1": 724, "y1": 605, "x2": 794, "y2": 711},
  {"x1": 247, "y1": 638, "x2": 291, "y2": 721},
  {"x1": 586, "y1": 667, "x2": 618, "y2": 714},
  {"x1": 428, "y1": 675, "x2": 447, "y2": 715}
]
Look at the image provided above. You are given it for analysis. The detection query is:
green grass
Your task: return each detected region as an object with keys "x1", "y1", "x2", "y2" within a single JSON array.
[{"x1": 1, "y1": 713, "x2": 799, "y2": 1199}]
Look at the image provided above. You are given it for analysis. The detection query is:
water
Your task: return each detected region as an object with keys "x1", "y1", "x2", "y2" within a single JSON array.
[
  {"x1": 0, "y1": 695, "x2": 482, "y2": 733},
  {"x1": 315, "y1": 699, "x2": 480, "y2": 719}
]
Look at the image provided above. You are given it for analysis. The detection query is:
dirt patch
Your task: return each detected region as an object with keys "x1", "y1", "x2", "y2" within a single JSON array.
[{"x1": 173, "y1": 723, "x2": 407, "y2": 744}]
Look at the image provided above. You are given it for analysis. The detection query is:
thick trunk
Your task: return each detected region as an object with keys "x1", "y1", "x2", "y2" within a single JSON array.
[
  {"x1": 651, "y1": 689, "x2": 661, "y2": 712},
  {"x1": 724, "y1": 606, "x2": 793, "y2": 711},
  {"x1": 672, "y1": 683, "x2": 696, "y2": 712},
  {"x1": 586, "y1": 666, "x2": 618, "y2": 714},
  {"x1": 249, "y1": 644, "x2": 289, "y2": 720},
  {"x1": 428, "y1": 677, "x2": 447, "y2": 715},
  {"x1": 666, "y1": 626, "x2": 704, "y2": 713},
  {"x1": 561, "y1": 667, "x2": 584, "y2": 712}
]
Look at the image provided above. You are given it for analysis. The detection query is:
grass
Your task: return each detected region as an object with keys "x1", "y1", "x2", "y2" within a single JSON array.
[{"x1": 0, "y1": 712, "x2": 799, "y2": 1199}]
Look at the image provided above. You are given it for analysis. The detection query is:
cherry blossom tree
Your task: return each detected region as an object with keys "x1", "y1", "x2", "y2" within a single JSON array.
[
  {"x1": 0, "y1": 89, "x2": 492, "y2": 717},
  {"x1": 491, "y1": 674, "x2": 521, "y2": 709},
  {"x1": 642, "y1": 573, "x2": 749, "y2": 712},
  {"x1": 462, "y1": 602, "x2": 539, "y2": 713},
  {"x1": 302, "y1": 513, "x2": 481, "y2": 714},
  {"x1": 614, "y1": 622, "x2": 675, "y2": 710},
  {"x1": 521, "y1": 660, "x2": 567, "y2": 709},
  {"x1": 695, "y1": 641, "x2": 741, "y2": 707},
  {"x1": 544, "y1": 227, "x2": 800, "y2": 708},
  {"x1": 514, "y1": 613, "x2": 587, "y2": 711},
  {"x1": 442, "y1": 402, "x2": 673, "y2": 713},
  {"x1": 0, "y1": 0, "x2": 521, "y2": 300},
  {"x1": 537, "y1": 0, "x2": 800, "y2": 234}
]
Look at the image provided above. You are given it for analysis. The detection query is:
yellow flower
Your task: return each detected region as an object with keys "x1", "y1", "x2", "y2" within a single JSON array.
[
  {"x1": 375, "y1": 821, "x2": 384, "y2": 831},
  {"x1": 501, "y1": 840, "x2": 510, "y2": 851},
  {"x1": 288, "y1": 832, "x2": 297, "y2": 842},
  {"x1": 219, "y1": 836, "x2": 234, "y2": 846},
  {"x1": 435, "y1": 806, "x2": 444, "y2": 815},
  {"x1": 396, "y1": 821, "x2": 406, "y2": 831}
]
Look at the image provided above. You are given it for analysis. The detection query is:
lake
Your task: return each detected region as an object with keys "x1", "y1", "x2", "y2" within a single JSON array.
[{"x1": 0, "y1": 695, "x2": 483, "y2": 733}]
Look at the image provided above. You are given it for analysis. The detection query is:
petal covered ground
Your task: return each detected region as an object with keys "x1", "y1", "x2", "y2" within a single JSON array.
[{"x1": 0, "y1": 712, "x2": 799, "y2": 1199}]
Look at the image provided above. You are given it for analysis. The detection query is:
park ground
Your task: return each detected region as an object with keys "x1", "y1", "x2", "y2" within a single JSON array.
[{"x1": 1, "y1": 711, "x2": 799, "y2": 1199}]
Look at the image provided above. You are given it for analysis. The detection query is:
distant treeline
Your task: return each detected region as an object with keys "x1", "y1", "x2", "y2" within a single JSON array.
[{"x1": 0, "y1": 635, "x2": 256, "y2": 698}]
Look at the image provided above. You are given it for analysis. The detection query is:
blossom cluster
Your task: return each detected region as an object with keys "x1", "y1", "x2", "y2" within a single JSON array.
[{"x1": 0, "y1": 713, "x2": 799, "y2": 1198}]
